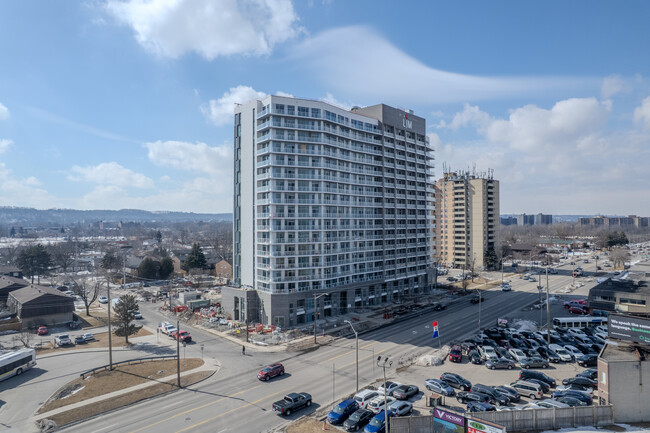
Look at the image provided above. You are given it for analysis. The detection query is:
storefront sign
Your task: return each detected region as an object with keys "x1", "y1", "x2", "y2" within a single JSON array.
[
  {"x1": 467, "y1": 419, "x2": 505, "y2": 433},
  {"x1": 433, "y1": 408, "x2": 465, "y2": 433}
]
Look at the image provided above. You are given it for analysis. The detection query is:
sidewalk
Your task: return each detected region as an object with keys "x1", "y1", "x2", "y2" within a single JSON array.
[{"x1": 33, "y1": 357, "x2": 219, "y2": 422}]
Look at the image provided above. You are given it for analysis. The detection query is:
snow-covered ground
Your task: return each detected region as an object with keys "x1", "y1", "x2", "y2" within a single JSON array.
[{"x1": 541, "y1": 426, "x2": 650, "y2": 433}]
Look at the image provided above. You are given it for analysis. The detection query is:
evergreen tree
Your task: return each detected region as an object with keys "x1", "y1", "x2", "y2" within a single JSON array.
[
  {"x1": 159, "y1": 256, "x2": 174, "y2": 279},
  {"x1": 113, "y1": 294, "x2": 142, "y2": 344},
  {"x1": 16, "y1": 244, "x2": 52, "y2": 283},
  {"x1": 182, "y1": 243, "x2": 207, "y2": 271},
  {"x1": 137, "y1": 258, "x2": 157, "y2": 280}
]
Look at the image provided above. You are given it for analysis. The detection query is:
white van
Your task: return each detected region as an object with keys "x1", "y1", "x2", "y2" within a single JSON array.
[{"x1": 354, "y1": 389, "x2": 379, "y2": 409}]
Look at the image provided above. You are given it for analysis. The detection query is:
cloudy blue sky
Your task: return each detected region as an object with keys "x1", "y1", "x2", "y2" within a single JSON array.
[{"x1": 1, "y1": 0, "x2": 649, "y2": 214}]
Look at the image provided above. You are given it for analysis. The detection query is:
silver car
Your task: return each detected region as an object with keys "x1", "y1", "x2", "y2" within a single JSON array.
[
  {"x1": 425, "y1": 378, "x2": 455, "y2": 396},
  {"x1": 486, "y1": 358, "x2": 516, "y2": 370}
]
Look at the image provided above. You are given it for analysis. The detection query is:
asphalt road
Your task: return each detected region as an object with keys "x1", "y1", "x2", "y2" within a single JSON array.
[{"x1": 0, "y1": 255, "x2": 630, "y2": 433}]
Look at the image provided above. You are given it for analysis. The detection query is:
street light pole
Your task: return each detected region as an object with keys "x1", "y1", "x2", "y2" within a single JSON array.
[
  {"x1": 314, "y1": 293, "x2": 329, "y2": 344},
  {"x1": 345, "y1": 320, "x2": 359, "y2": 394},
  {"x1": 477, "y1": 287, "x2": 482, "y2": 334},
  {"x1": 546, "y1": 267, "x2": 551, "y2": 344},
  {"x1": 377, "y1": 356, "x2": 392, "y2": 433}
]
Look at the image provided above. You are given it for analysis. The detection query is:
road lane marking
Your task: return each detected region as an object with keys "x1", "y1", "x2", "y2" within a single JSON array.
[
  {"x1": 128, "y1": 384, "x2": 264, "y2": 433},
  {"x1": 320, "y1": 341, "x2": 378, "y2": 363},
  {"x1": 175, "y1": 385, "x2": 298, "y2": 432},
  {"x1": 94, "y1": 424, "x2": 117, "y2": 432}
]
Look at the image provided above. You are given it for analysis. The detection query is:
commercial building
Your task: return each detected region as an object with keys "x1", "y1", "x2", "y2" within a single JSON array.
[
  {"x1": 588, "y1": 274, "x2": 649, "y2": 317},
  {"x1": 6, "y1": 285, "x2": 75, "y2": 328},
  {"x1": 434, "y1": 170, "x2": 499, "y2": 269},
  {"x1": 229, "y1": 96, "x2": 435, "y2": 327},
  {"x1": 516, "y1": 213, "x2": 552, "y2": 226},
  {"x1": 598, "y1": 314, "x2": 650, "y2": 422},
  {"x1": 578, "y1": 215, "x2": 649, "y2": 227}
]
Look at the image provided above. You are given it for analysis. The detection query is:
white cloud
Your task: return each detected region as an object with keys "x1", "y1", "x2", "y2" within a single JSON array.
[
  {"x1": 201, "y1": 85, "x2": 267, "y2": 125},
  {"x1": 292, "y1": 26, "x2": 598, "y2": 105},
  {"x1": 69, "y1": 162, "x2": 154, "y2": 188},
  {"x1": 320, "y1": 93, "x2": 354, "y2": 111},
  {"x1": 0, "y1": 163, "x2": 58, "y2": 208},
  {"x1": 105, "y1": 0, "x2": 302, "y2": 59},
  {"x1": 144, "y1": 140, "x2": 232, "y2": 175},
  {"x1": 601, "y1": 75, "x2": 627, "y2": 99},
  {"x1": 633, "y1": 96, "x2": 650, "y2": 128},
  {"x1": 443, "y1": 103, "x2": 492, "y2": 131},
  {"x1": 0, "y1": 139, "x2": 12, "y2": 154},
  {"x1": 485, "y1": 97, "x2": 611, "y2": 151},
  {"x1": 0, "y1": 102, "x2": 8, "y2": 120}
]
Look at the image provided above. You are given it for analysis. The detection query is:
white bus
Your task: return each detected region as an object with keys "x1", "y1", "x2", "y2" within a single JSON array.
[
  {"x1": 0, "y1": 348, "x2": 36, "y2": 381},
  {"x1": 552, "y1": 316, "x2": 607, "y2": 329}
]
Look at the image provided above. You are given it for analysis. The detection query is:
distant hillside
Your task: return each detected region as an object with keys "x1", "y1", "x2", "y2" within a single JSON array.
[{"x1": 0, "y1": 207, "x2": 232, "y2": 225}]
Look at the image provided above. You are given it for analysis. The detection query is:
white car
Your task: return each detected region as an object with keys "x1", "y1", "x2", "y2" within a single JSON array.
[
  {"x1": 98, "y1": 296, "x2": 108, "y2": 304},
  {"x1": 567, "y1": 328, "x2": 586, "y2": 337},
  {"x1": 367, "y1": 396, "x2": 396, "y2": 414},
  {"x1": 556, "y1": 384, "x2": 593, "y2": 396},
  {"x1": 82, "y1": 333, "x2": 94, "y2": 341},
  {"x1": 508, "y1": 348, "x2": 527, "y2": 363},
  {"x1": 389, "y1": 400, "x2": 413, "y2": 416},
  {"x1": 478, "y1": 346, "x2": 498, "y2": 361},
  {"x1": 529, "y1": 399, "x2": 570, "y2": 409},
  {"x1": 564, "y1": 345, "x2": 583, "y2": 359},
  {"x1": 377, "y1": 381, "x2": 402, "y2": 396},
  {"x1": 548, "y1": 344, "x2": 574, "y2": 362}
]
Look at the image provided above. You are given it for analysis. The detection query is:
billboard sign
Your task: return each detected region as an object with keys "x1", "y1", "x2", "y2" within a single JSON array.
[
  {"x1": 467, "y1": 419, "x2": 505, "y2": 433},
  {"x1": 608, "y1": 314, "x2": 650, "y2": 346},
  {"x1": 433, "y1": 408, "x2": 465, "y2": 433}
]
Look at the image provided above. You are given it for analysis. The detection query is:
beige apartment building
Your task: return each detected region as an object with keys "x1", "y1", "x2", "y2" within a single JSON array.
[{"x1": 435, "y1": 171, "x2": 500, "y2": 270}]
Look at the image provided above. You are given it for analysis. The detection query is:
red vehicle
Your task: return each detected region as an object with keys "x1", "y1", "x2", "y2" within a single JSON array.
[
  {"x1": 564, "y1": 299, "x2": 587, "y2": 309},
  {"x1": 171, "y1": 330, "x2": 192, "y2": 343},
  {"x1": 258, "y1": 363, "x2": 285, "y2": 381},
  {"x1": 449, "y1": 345, "x2": 462, "y2": 363},
  {"x1": 37, "y1": 326, "x2": 48, "y2": 335},
  {"x1": 569, "y1": 306, "x2": 588, "y2": 315}
]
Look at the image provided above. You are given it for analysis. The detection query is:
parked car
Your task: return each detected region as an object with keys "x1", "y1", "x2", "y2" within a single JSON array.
[
  {"x1": 467, "y1": 401, "x2": 496, "y2": 412},
  {"x1": 440, "y1": 373, "x2": 471, "y2": 391},
  {"x1": 556, "y1": 396, "x2": 587, "y2": 407},
  {"x1": 562, "y1": 376, "x2": 597, "y2": 389},
  {"x1": 37, "y1": 326, "x2": 48, "y2": 335},
  {"x1": 552, "y1": 390, "x2": 592, "y2": 405},
  {"x1": 501, "y1": 283, "x2": 512, "y2": 292},
  {"x1": 377, "y1": 381, "x2": 401, "y2": 396},
  {"x1": 486, "y1": 358, "x2": 516, "y2": 370},
  {"x1": 508, "y1": 348, "x2": 527, "y2": 362},
  {"x1": 529, "y1": 399, "x2": 570, "y2": 409},
  {"x1": 519, "y1": 370, "x2": 556, "y2": 388},
  {"x1": 527, "y1": 378, "x2": 551, "y2": 393},
  {"x1": 328, "y1": 399, "x2": 359, "y2": 425},
  {"x1": 577, "y1": 354, "x2": 598, "y2": 367},
  {"x1": 469, "y1": 350, "x2": 483, "y2": 365},
  {"x1": 392, "y1": 385, "x2": 419, "y2": 400},
  {"x1": 563, "y1": 345, "x2": 584, "y2": 359},
  {"x1": 577, "y1": 368, "x2": 598, "y2": 380},
  {"x1": 537, "y1": 347, "x2": 561, "y2": 363},
  {"x1": 364, "y1": 410, "x2": 392, "y2": 433},
  {"x1": 343, "y1": 408, "x2": 374, "y2": 432},
  {"x1": 258, "y1": 363, "x2": 285, "y2": 381},
  {"x1": 82, "y1": 333, "x2": 94, "y2": 341},
  {"x1": 456, "y1": 391, "x2": 491, "y2": 404},
  {"x1": 354, "y1": 390, "x2": 380, "y2": 410},
  {"x1": 425, "y1": 379, "x2": 455, "y2": 396},
  {"x1": 479, "y1": 346, "x2": 498, "y2": 361},
  {"x1": 55, "y1": 334, "x2": 73, "y2": 346},
  {"x1": 556, "y1": 384, "x2": 593, "y2": 396},
  {"x1": 569, "y1": 306, "x2": 588, "y2": 315},
  {"x1": 98, "y1": 296, "x2": 108, "y2": 304},
  {"x1": 388, "y1": 400, "x2": 412, "y2": 417},
  {"x1": 495, "y1": 385, "x2": 521, "y2": 402},
  {"x1": 272, "y1": 392, "x2": 312, "y2": 416},
  {"x1": 132, "y1": 311, "x2": 143, "y2": 319},
  {"x1": 509, "y1": 380, "x2": 544, "y2": 400},
  {"x1": 548, "y1": 344, "x2": 573, "y2": 362},
  {"x1": 471, "y1": 384, "x2": 510, "y2": 406},
  {"x1": 367, "y1": 396, "x2": 396, "y2": 414},
  {"x1": 448, "y1": 345, "x2": 462, "y2": 363},
  {"x1": 519, "y1": 356, "x2": 549, "y2": 369}
]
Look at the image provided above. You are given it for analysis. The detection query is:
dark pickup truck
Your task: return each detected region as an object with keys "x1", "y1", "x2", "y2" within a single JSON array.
[{"x1": 272, "y1": 392, "x2": 312, "y2": 416}]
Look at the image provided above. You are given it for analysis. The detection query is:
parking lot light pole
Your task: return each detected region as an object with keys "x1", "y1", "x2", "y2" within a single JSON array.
[
  {"x1": 345, "y1": 320, "x2": 359, "y2": 394},
  {"x1": 546, "y1": 267, "x2": 551, "y2": 344},
  {"x1": 377, "y1": 356, "x2": 392, "y2": 433}
]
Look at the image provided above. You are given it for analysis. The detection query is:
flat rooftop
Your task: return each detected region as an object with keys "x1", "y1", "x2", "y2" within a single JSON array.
[{"x1": 602, "y1": 342, "x2": 650, "y2": 362}]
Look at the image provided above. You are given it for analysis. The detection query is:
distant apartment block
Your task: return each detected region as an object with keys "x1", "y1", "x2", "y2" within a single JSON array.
[
  {"x1": 434, "y1": 170, "x2": 499, "y2": 269},
  {"x1": 500, "y1": 216, "x2": 517, "y2": 226},
  {"x1": 517, "y1": 213, "x2": 552, "y2": 226},
  {"x1": 578, "y1": 215, "x2": 649, "y2": 228},
  {"x1": 228, "y1": 96, "x2": 435, "y2": 328}
]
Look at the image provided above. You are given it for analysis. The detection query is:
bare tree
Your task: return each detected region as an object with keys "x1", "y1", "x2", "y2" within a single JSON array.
[
  {"x1": 610, "y1": 248, "x2": 630, "y2": 269},
  {"x1": 17, "y1": 328, "x2": 34, "y2": 348},
  {"x1": 49, "y1": 241, "x2": 76, "y2": 275},
  {"x1": 69, "y1": 275, "x2": 101, "y2": 316}
]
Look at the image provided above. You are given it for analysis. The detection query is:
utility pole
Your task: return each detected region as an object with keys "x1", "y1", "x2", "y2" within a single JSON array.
[
  {"x1": 107, "y1": 276, "x2": 113, "y2": 370},
  {"x1": 377, "y1": 356, "x2": 392, "y2": 433},
  {"x1": 345, "y1": 320, "x2": 359, "y2": 394},
  {"x1": 546, "y1": 267, "x2": 551, "y2": 344},
  {"x1": 314, "y1": 293, "x2": 329, "y2": 344},
  {"x1": 176, "y1": 320, "x2": 181, "y2": 387}
]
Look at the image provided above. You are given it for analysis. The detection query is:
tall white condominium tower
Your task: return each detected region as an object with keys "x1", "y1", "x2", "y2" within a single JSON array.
[{"x1": 231, "y1": 96, "x2": 435, "y2": 328}]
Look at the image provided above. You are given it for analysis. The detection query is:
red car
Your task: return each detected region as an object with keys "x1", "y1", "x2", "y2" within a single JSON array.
[
  {"x1": 37, "y1": 326, "x2": 48, "y2": 335},
  {"x1": 569, "y1": 306, "x2": 588, "y2": 315},
  {"x1": 258, "y1": 363, "x2": 285, "y2": 381},
  {"x1": 449, "y1": 345, "x2": 462, "y2": 363}
]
